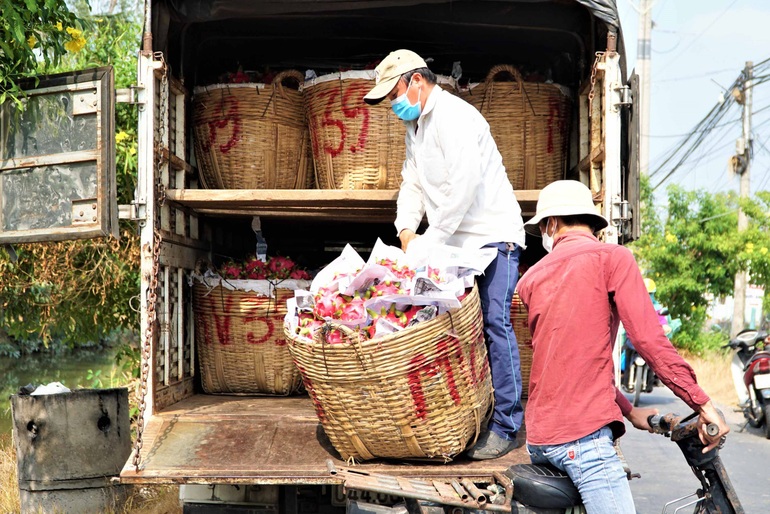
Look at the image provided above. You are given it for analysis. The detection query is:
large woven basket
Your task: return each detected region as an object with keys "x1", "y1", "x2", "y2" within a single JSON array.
[
  {"x1": 304, "y1": 71, "x2": 406, "y2": 190},
  {"x1": 192, "y1": 70, "x2": 314, "y2": 189},
  {"x1": 285, "y1": 284, "x2": 493, "y2": 462},
  {"x1": 193, "y1": 281, "x2": 304, "y2": 395},
  {"x1": 511, "y1": 292, "x2": 533, "y2": 399},
  {"x1": 462, "y1": 65, "x2": 571, "y2": 190}
]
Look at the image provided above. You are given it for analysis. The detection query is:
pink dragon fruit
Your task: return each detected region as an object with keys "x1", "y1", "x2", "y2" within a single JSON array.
[
  {"x1": 365, "y1": 279, "x2": 404, "y2": 298},
  {"x1": 290, "y1": 269, "x2": 310, "y2": 280},
  {"x1": 313, "y1": 285, "x2": 345, "y2": 318},
  {"x1": 337, "y1": 292, "x2": 366, "y2": 322},
  {"x1": 268, "y1": 256, "x2": 295, "y2": 279},
  {"x1": 377, "y1": 258, "x2": 416, "y2": 280},
  {"x1": 222, "y1": 262, "x2": 243, "y2": 279}
]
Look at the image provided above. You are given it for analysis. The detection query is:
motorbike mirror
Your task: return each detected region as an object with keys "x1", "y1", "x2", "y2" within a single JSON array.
[{"x1": 657, "y1": 307, "x2": 669, "y2": 316}]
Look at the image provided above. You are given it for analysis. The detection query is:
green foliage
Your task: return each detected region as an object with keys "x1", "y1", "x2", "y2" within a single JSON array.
[
  {"x1": 0, "y1": 2, "x2": 142, "y2": 350},
  {"x1": 632, "y1": 176, "x2": 770, "y2": 353},
  {"x1": 0, "y1": 0, "x2": 86, "y2": 106}
]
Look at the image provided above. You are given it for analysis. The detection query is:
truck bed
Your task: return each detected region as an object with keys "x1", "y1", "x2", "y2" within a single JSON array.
[{"x1": 119, "y1": 395, "x2": 529, "y2": 485}]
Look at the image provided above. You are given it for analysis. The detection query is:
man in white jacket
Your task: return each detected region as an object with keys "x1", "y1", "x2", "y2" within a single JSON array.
[{"x1": 365, "y1": 49, "x2": 527, "y2": 459}]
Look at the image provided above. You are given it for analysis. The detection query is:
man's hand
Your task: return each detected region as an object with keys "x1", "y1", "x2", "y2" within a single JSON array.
[
  {"x1": 697, "y1": 401, "x2": 729, "y2": 453},
  {"x1": 626, "y1": 406, "x2": 659, "y2": 432},
  {"x1": 399, "y1": 229, "x2": 419, "y2": 251}
]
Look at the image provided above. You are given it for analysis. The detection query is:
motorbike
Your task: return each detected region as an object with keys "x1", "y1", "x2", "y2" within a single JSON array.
[
  {"x1": 621, "y1": 306, "x2": 682, "y2": 406},
  {"x1": 726, "y1": 328, "x2": 770, "y2": 438},
  {"x1": 334, "y1": 410, "x2": 743, "y2": 514}
]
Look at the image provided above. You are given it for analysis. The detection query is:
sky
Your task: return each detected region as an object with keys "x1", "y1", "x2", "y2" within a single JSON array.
[{"x1": 616, "y1": 0, "x2": 770, "y2": 197}]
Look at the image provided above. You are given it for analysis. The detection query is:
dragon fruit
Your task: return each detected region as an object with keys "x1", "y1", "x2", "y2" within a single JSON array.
[
  {"x1": 313, "y1": 285, "x2": 345, "y2": 318},
  {"x1": 365, "y1": 279, "x2": 404, "y2": 299},
  {"x1": 377, "y1": 258, "x2": 416, "y2": 280},
  {"x1": 222, "y1": 262, "x2": 243, "y2": 279},
  {"x1": 337, "y1": 292, "x2": 366, "y2": 322}
]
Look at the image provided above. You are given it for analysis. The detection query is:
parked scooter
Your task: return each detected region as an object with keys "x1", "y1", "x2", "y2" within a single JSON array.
[
  {"x1": 726, "y1": 328, "x2": 770, "y2": 438},
  {"x1": 620, "y1": 279, "x2": 682, "y2": 406}
]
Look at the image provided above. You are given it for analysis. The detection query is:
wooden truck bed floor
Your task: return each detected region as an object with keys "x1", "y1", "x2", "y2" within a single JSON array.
[{"x1": 120, "y1": 395, "x2": 529, "y2": 485}]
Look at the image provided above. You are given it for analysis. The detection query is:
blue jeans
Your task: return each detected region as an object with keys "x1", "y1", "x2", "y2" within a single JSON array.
[
  {"x1": 527, "y1": 427, "x2": 635, "y2": 514},
  {"x1": 476, "y1": 242, "x2": 523, "y2": 440}
]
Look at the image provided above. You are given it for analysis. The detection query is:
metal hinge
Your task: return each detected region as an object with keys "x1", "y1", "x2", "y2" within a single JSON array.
[
  {"x1": 613, "y1": 85, "x2": 632, "y2": 111},
  {"x1": 116, "y1": 85, "x2": 143, "y2": 105},
  {"x1": 613, "y1": 199, "x2": 631, "y2": 223},
  {"x1": 119, "y1": 201, "x2": 146, "y2": 222}
]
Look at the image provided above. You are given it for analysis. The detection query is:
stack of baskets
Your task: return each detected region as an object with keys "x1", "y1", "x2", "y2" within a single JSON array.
[
  {"x1": 303, "y1": 71, "x2": 406, "y2": 190},
  {"x1": 285, "y1": 284, "x2": 493, "y2": 462},
  {"x1": 462, "y1": 64, "x2": 571, "y2": 191},
  {"x1": 192, "y1": 70, "x2": 314, "y2": 189},
  {"x1": 511, "y1": 291, "x2": 533, "y2": 399},
  {"x1": 193, "y1": 278, "x2": 306, "y2": 395}
]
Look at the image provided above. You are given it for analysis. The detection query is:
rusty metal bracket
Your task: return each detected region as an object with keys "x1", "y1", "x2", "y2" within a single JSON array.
[{"x1": 326, "y1": 460, "x2": 511, "y2": 512}]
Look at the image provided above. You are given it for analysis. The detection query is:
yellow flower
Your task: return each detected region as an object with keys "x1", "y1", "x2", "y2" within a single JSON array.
[
  {"x1": 64, "y1": 36, "x2": 86, "y2": 53},
  {"x1": 56, "y1": 22, "x2": 63, "y2": 31},
  {"x1": 665, "y1": 233, "x2": 677, "y2": 244},
  {"x1": 760, "y1": 247, "x2": 768, "y2": 255},
  {"x1": 115, "y1": 131, "x2": 129, "y2": 143},
  {"x1": 746, "y1": 242, "x2": 755, "y2": 253},
  {"x1": 27, "y1": 35, "x2": 37, "y2": 48},
  {"x1": 66, "y1": 27, "x2": 82, "y2": 38}
]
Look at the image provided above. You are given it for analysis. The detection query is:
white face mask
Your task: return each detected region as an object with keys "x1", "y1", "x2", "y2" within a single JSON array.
[{"x1": 541, "y1": 218, "x2": 555, "y2": 253}]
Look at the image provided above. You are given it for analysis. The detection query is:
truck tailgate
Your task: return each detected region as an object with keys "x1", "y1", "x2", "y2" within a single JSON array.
[{"x1": 120, "y1": 395, "x2": 529, "y2": 484}]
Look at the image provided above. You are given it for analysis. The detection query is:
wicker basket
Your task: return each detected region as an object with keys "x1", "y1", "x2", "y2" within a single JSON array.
[
  {"x1": 285, "y1": 284, "x2": 493, "y2": 462},
  {"x1": 193, "y1": 280, "x2": 305, "y2": 395},
  {"x1": 304, "y1": 71, "x2": 405, "y2": 190},
  {"x1": 511, "y1": 291, "x2": 533, "y2": 399},
  {"x1": 462, "y1": 65, "x2": 571, "y2": 190},
  {"x1": 192, "y1": 70, "x2": 314, "y2": 189}
]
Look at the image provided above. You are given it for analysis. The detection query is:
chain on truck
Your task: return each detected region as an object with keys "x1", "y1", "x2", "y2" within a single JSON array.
[{"x1": 0, "y1": 1, "x2": 642, "y2": 512}]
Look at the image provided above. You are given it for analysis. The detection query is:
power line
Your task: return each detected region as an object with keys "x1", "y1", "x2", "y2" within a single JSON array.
[
  {"x1": 646, "y1": 118, "x2": 740, "y2": 138},
  {"x1": 657, "y1": 0, "x2": 741, "y2": 74},
  {"x1": 654, "y1": 68, "x2": 736, "y2": 84}
]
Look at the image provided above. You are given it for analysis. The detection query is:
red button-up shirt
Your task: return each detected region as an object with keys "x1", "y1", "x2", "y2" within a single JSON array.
[{"x1": 517, "y1": 231, "x2": 710, "y2": 445}]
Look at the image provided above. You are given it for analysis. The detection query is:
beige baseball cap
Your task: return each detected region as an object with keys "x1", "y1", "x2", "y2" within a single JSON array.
[
  {"x1": 523, "y1": 180, "x2": 609, "y2": 236},
  {"x1": 363, "y1": 49, "x2": 428, "y2": 105}
]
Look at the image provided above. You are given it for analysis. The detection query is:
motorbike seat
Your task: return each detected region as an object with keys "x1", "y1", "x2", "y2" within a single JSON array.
[
  {"x1": 749, "y1": 351, "x2": 770, "y2": 365},
  {"x1": 506, "y1": 463, "x2": 582, "y2": 509}
]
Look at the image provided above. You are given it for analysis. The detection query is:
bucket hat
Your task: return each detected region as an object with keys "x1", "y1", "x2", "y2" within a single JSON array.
[
  {"x1": 523, "y1": 180, "x2": 609, "y2": 236},
  {"x1": 364, "y1": 49, "x2": 428, "y2": 105}
]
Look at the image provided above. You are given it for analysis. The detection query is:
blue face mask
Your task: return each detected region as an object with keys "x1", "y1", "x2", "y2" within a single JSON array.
[{"x1": 390, "y1": 79, "x2": 422, "y2": 121}]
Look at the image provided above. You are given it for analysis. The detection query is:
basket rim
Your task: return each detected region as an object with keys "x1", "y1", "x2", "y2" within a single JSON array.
[{"x1": 285, "y1": 283, "x2": 479, "y2": 352}]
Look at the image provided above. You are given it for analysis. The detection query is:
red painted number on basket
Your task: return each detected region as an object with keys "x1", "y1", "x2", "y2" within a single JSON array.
[
  {"x1": 408, "y1": 337, "x2": 464, "y2": 420},
  {"x1": 309, "y1": 84, "x2": 370, "y2": 158},
  {"x1": 244, "y1": 316, "x2": 280, "y2": 345},
  {"x1": 204, "y1": 96, "x2": 242, "y2": 154}
]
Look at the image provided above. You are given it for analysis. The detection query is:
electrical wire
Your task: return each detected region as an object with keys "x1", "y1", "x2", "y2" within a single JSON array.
[
  {"x1": 654, "y1": 68, "x2": 737, "y2": 84},
  {"x1": 657, "y1": 0, "x2": 741, "y2": 74}
]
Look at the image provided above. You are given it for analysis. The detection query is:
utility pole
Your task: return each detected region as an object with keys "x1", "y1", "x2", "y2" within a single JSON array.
[
  {"x1": 731, "y1": 61, "x2": 753, "y2": 338},
  {"x1": 638, "y1": 0, "x2": 653, "y2": 175}
]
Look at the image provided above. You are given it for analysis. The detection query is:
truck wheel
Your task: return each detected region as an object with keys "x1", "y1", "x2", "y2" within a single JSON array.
[
  {"x1": 633, "y1": 369, "x2": 643, "y2": 407},
  {"x1": 764, "y1": 405, "x2": 770, "y2": 439}
]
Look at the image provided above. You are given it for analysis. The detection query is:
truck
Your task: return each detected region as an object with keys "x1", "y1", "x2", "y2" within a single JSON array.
[{"x1": 0, "y1": 0, "x2": 640, "y2": 511}]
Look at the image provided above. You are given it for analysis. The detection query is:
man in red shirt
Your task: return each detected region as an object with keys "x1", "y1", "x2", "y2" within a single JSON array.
[{"x1": 516, "y1": 180, "x2": 729, "y2": 513}]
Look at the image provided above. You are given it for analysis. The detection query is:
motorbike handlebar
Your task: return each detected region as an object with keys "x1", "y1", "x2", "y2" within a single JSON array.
[{"x1": 648, "y1": 413, "x2": 720, "y2": 439}]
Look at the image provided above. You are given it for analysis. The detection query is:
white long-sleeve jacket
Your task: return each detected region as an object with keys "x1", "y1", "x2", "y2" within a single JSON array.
[{"x1": 394, "y1": 87, "x2": 526, "y2": 249}]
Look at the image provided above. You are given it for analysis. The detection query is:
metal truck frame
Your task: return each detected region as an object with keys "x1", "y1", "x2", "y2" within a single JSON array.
[{"x1": 0, "y1": 1, "x2": 639, "y2": 511}]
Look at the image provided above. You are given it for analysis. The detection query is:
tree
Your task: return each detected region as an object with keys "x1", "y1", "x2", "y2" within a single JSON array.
[
  {"x1": 0, "y1": 0, "x2": 85, "y2": 107},
  {"x1": 0, "y1": 2, "x2": 142, "y2": 350},
  {"x1": 632, "y1": 177, "x2": 770, "y2": 352}
]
